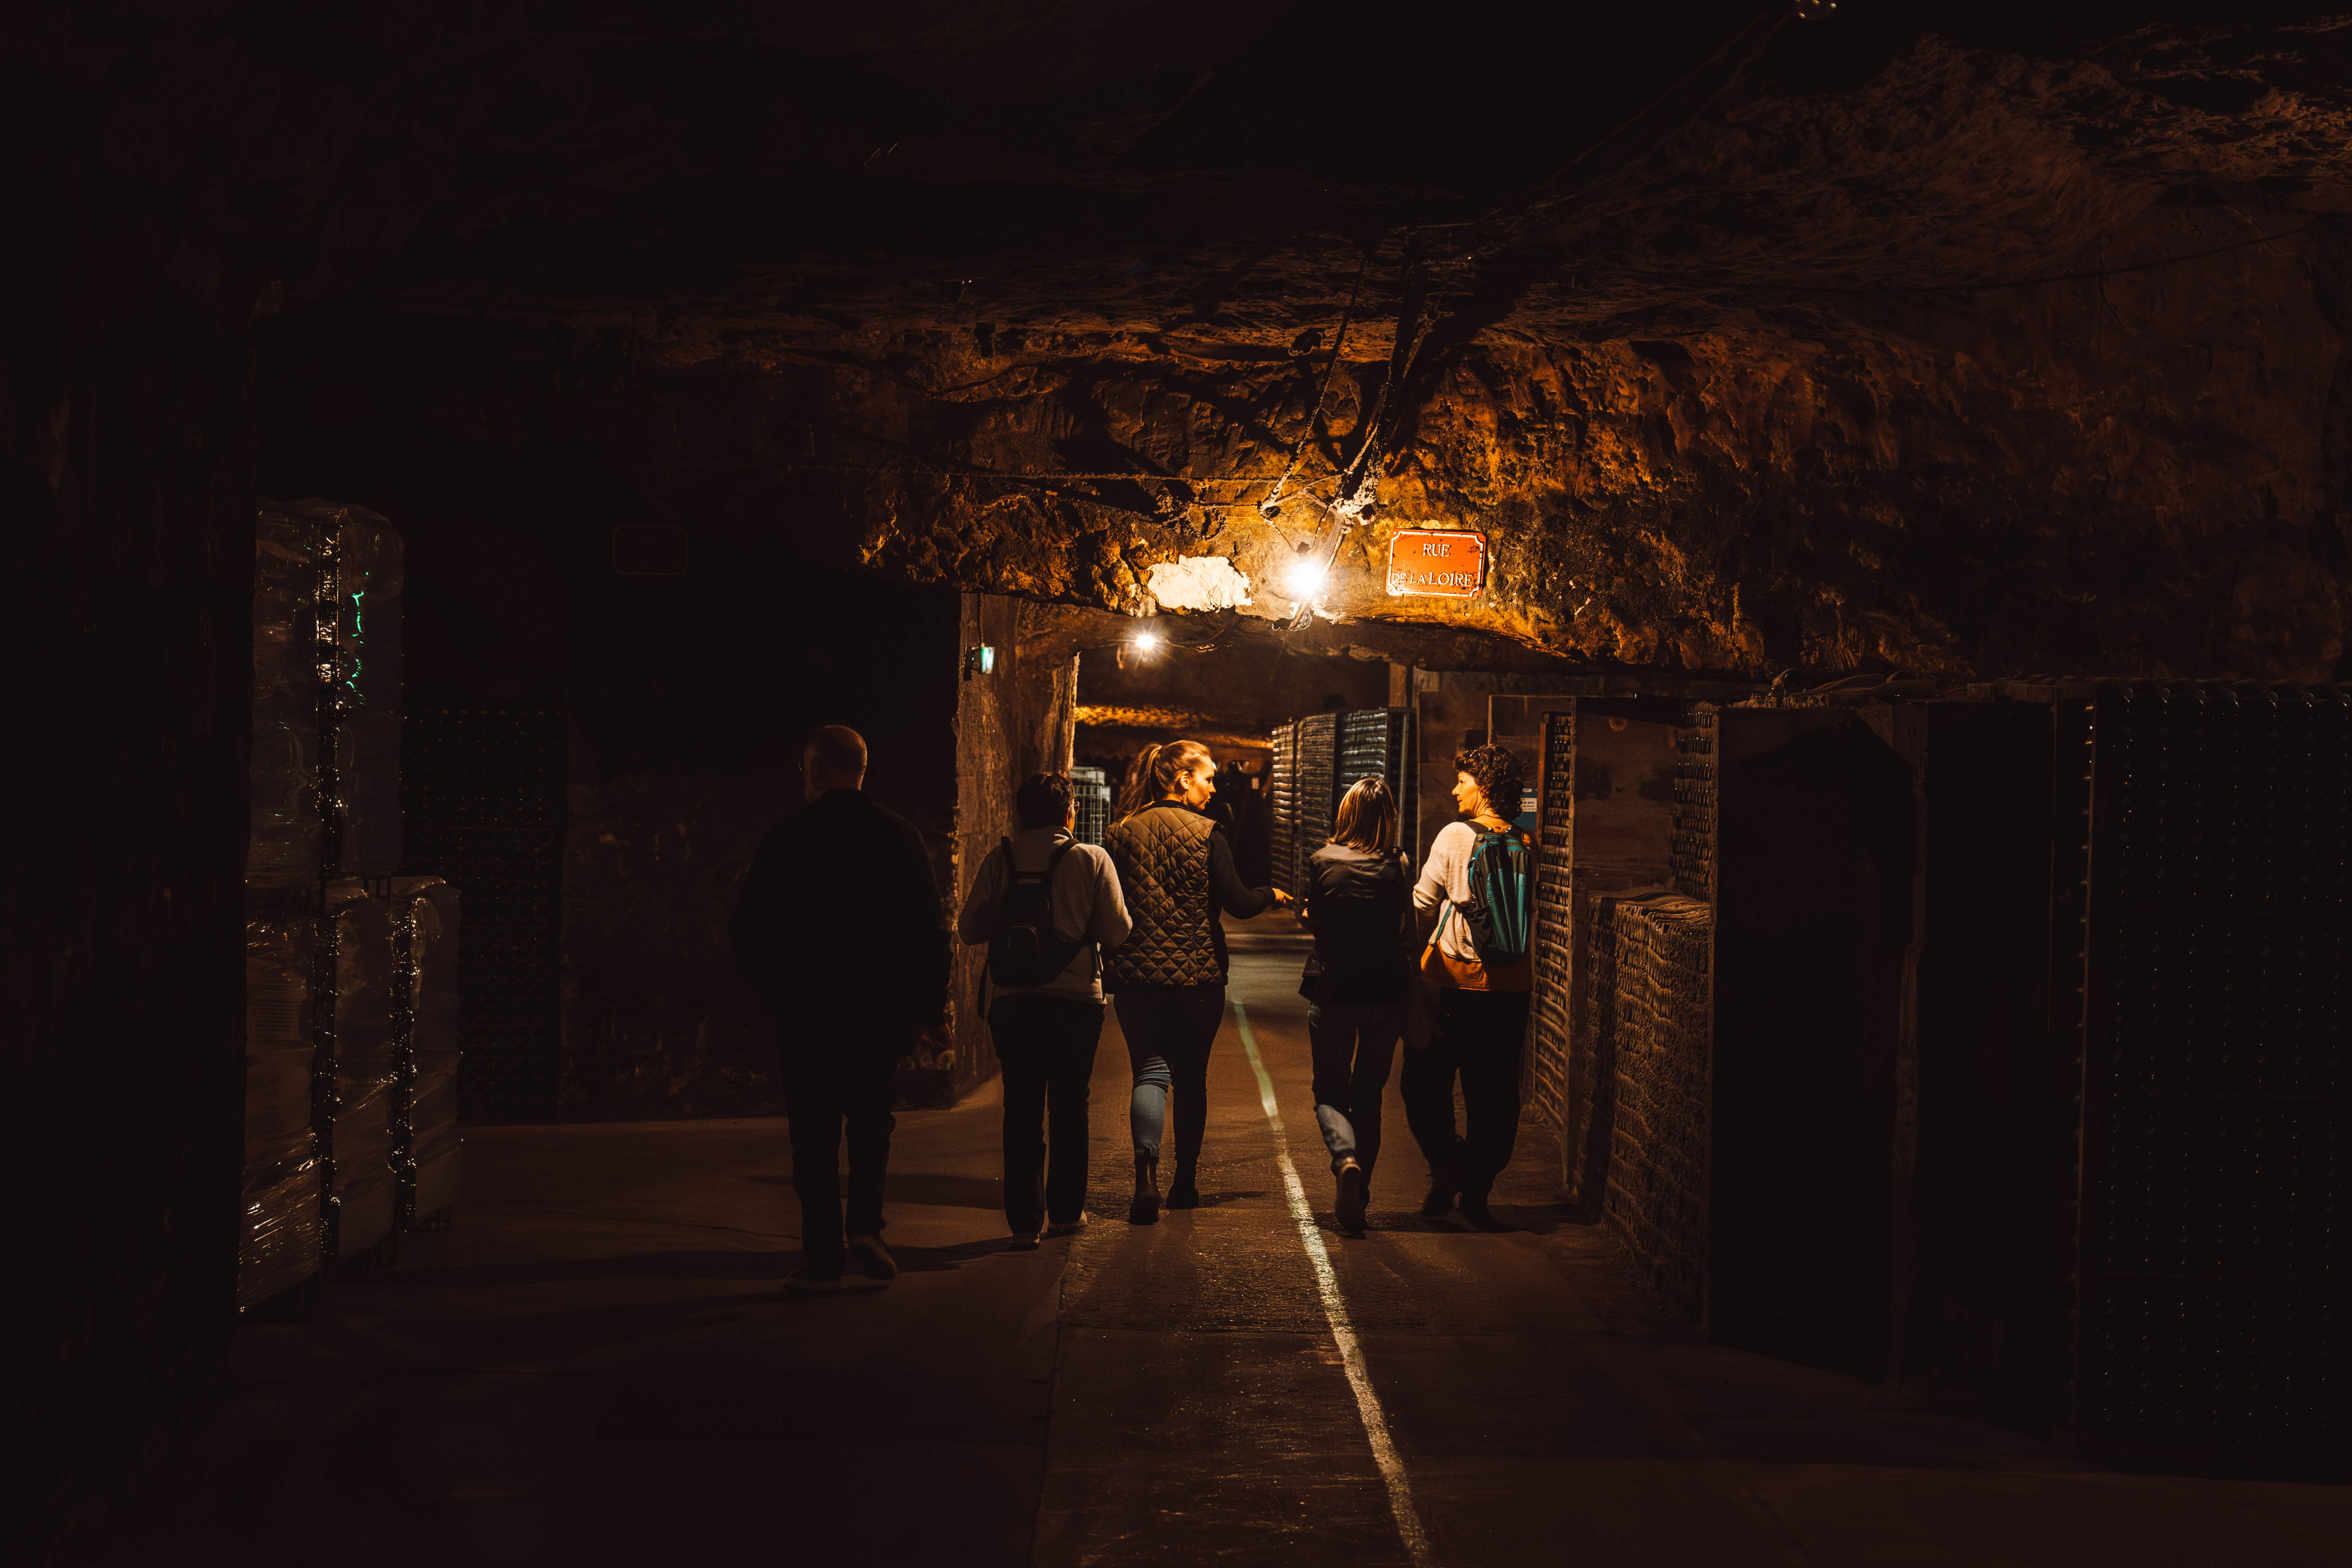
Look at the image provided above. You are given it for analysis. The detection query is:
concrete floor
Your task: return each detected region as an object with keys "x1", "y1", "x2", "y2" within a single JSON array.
[{"x1": 77, "y1": 918, "x2": 2352, "y2": 1565}]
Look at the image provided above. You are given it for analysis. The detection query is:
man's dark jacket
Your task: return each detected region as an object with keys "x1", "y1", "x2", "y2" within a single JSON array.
[{"x1": 729, "y1": 788, "x2": 950, "y2": 1028}]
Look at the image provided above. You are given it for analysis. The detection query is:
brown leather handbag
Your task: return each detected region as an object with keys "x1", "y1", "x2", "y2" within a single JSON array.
[
  {"x1": 1420, "y1": 902, "x2": 1532, "y2": 994},
  {"x1": 1421, "y1": 904, "x2": 1484, "y2": 990}
]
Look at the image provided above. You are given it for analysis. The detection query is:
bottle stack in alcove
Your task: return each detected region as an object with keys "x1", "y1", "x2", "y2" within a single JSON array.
[{"x1": 238, "y1": 498, "x2": 464, "y2": 1313}]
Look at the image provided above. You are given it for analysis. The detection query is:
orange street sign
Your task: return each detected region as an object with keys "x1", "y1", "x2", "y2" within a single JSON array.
[{"x1": 1385, "y1": 529, "x2": 1486, "y2": 597}]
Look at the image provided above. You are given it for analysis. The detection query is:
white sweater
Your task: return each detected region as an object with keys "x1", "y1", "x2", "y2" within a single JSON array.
[
  {"x1": 1413, "y1": 821, "x2": 1492, "y2": 964},
  {"x1": 956, "y1": 828, "x2": 1133, "y2": 1002}
]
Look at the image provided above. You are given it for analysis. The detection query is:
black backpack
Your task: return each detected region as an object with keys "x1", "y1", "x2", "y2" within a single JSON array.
[{"x1": 986, "y1": 838, "x2": 1085, "y2": 987}]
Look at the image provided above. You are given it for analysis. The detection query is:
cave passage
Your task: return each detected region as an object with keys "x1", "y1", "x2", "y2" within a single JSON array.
[{"x1": 17, "y1": 2, "x2": 2352, "y2": 1561}]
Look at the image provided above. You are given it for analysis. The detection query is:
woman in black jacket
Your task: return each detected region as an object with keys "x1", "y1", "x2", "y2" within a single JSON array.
[{"x1": 1297, "y1": 775, "x2": 1415, "y2": 1237}]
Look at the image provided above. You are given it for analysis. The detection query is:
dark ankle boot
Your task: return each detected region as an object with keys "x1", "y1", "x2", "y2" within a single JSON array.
[
  {"x1": 1421, "y1": 1168, "x2": 1459, "y2": 1217},
  {"x1": 1166, "y1": 1167, "x2": 1200, "y2": 1209}
]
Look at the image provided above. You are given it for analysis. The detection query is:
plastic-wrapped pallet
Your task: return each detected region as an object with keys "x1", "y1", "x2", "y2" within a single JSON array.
[
  {"x1": 325, "y1": 880, "x2": 399, "y2": 1261},
  {"x1": 248, "y1": 498, "x2": 403, "y2": 884},
  {"x1": 239, "y1": 893, "x2": 324, "y2": 1308},
  {"x1": 392, "y1": 877, "x2": 464, "y2": 1227},
  {"x1": 326, "y1": 505, "x2": 403, "y2": 879},
  {"x1": 249, "y1": 508, "x2": 329, "y2": 885}
]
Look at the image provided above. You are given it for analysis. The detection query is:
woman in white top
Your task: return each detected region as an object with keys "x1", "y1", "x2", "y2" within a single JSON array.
[{"x1": 1403, "y1": 743, "x2": 1533, "y2": 1229}]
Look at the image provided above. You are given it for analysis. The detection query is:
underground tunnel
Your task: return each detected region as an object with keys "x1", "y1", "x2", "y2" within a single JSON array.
[{"x1": 9, "y1": 1, "x2": 2352, "y2": 1563}]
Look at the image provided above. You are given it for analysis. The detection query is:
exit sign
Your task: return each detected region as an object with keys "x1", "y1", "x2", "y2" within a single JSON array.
[{"x1": 1385, "y1": 529, "x2": 1486, "y2": 597}]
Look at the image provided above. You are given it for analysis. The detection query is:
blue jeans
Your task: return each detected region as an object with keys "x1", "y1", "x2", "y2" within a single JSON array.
[
  {"x1": 1113, "y1": 989, "x2": 1225, "y2": 1172},
  {"x1": 1308, "y1": 1000, "x2": 1403, "y2": 1181}
]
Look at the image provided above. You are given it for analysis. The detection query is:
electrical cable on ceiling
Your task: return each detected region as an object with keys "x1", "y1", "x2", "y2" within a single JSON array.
[
  {"x1": 1258, "y1": 249, "x2": 1374, "y2": 519},
  {"x1": 1334, "y1": 234, "x2": 1432, "y2": 505},
  {"x1": 675, "y1": 211, "x2": 2333, "y2": 516}
]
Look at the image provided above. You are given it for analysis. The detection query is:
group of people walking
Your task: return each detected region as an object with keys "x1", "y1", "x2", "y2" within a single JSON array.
[{"x1": 731, "y1": 723, "x2": 1534, "y2": 1292}]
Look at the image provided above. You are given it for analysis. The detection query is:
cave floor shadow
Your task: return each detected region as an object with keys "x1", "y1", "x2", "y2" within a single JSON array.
[{"x1": 68, "y1": 1102, "x2": 1061, "y2": 1568}]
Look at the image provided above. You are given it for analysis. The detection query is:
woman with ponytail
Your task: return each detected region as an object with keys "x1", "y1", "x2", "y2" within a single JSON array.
[{"x1": 1102, "y1": 739, "x2": 1291, "y2": 1221}]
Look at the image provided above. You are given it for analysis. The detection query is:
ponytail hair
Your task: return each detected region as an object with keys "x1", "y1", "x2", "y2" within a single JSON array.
[
  {"x1": 1115, "y1": 739, "x2": 1213, "y2": 822},
  {"x1": 1112, "y1": 745, "x2": 1158, "y2": 824}
]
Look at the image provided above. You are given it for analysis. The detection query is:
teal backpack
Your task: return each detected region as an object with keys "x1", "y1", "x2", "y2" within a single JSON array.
[{"x1": 1461, "y1": 826, "x2": 1533, "y2": 963}]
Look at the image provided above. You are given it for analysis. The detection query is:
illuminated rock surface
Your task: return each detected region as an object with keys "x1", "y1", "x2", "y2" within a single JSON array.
[{"x1": 28, "y1": 6, "x2": 2347, "y2": 679}]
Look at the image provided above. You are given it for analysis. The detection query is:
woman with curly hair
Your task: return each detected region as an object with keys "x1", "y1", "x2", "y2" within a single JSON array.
[
  {"x1": 1103, "y1": 739, "x2": 1291, "y2": 1222},
  {"x1": 1404, "y1": 742, "x2": 1534, "y2": 1228}
]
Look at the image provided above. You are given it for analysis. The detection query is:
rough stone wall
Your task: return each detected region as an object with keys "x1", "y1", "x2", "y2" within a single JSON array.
[
  {"x1": 948, "y1": 594, "x2": 1082, "y2": 1104},
  {"x1": 729, "y1": 214, "x2": 2346, "y2": 683}
]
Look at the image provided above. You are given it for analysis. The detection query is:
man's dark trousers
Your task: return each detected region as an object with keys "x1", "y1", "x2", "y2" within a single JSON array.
[
  {"x1": 1401, "y1": 988, "x2": 1532, "y2": 1198},
  {"x1": 779, "y1": 1015, "x2": 903, "y2": 1268},
  {"x1": 990, "y1": 993, "x2": 1104, "y2": 1234}
]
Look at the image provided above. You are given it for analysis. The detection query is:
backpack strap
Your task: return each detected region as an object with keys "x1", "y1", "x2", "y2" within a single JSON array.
[{"x1": 1039, "y1": 838, "x2": 1079, "y2": 923}]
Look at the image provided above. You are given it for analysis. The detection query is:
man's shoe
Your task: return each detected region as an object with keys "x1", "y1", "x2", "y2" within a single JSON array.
[
  {"x1": 1009, "y1": 1233, "x2": 1043, "y2": 1252},
  {"x1": 785, "y1": 1262, "x2": 843, "y2": 1294},
  {"x1": 1129, "y1": 1151, "x2": 1161, "y2": 1225},
  {"x1": 1457, "y1": 1191, "x2": 1499, "y2": 1230},
  {"x1": 1166, "y1": 1171, "x2": 1200, "y2": 1209},
  {"x1": 1421, "y1": 1170, "x2": 1460, "y2": 1217},
  {"x1": 1335, "y1": 1160, "x2": 1367, "y2": 1236},
  {"x1": 1044, "y1": 1212, "x2": 1089, "y2": 1238},
  {"x1": 847, "y1": 1233, "x2": 898, "y2": 1282}
]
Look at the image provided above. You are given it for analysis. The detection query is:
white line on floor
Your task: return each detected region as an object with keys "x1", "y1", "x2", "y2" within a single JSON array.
[{"x1": 1234, "y1": 1001, "x2": 1436, "y2": 1568}]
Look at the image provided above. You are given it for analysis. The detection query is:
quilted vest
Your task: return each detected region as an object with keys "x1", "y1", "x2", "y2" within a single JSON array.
[{"x1": 1103, "y1": 803, "x2": 1225, "y2": 990}]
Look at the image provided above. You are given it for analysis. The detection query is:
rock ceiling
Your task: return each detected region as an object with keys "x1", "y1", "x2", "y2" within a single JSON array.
[{"x1": 34, "y1": 2, "x2": 2352, "y2": 678}]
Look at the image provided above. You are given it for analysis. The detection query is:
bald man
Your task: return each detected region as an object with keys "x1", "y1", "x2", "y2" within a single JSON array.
[{"x1": 731, "y1": 725, "x2": 950, "y2": 1292}]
